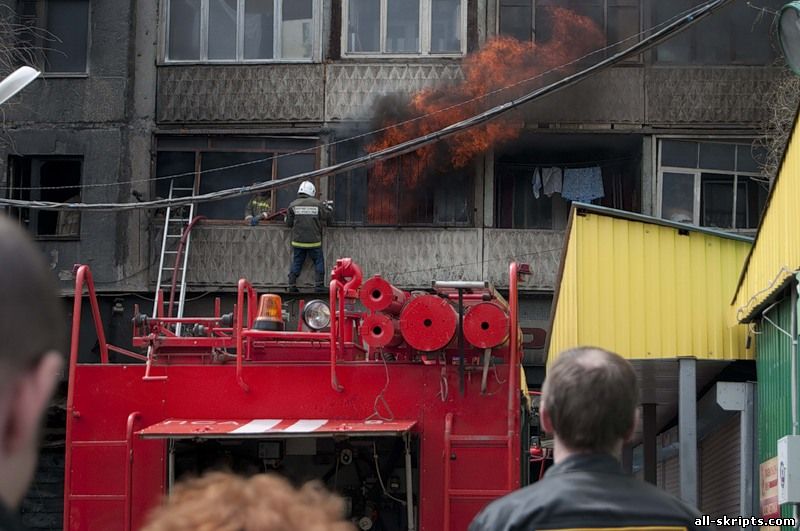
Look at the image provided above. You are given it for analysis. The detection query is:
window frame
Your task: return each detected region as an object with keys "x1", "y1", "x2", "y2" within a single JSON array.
[
  {"x1": 21, "y1": 0, "x2": 91, "y2": 77},
  {"x1": 161, "y1": 0, "x2": 322, "y2": 64},
  {"x1": 496, "y1": 0, "x2": 641, "y2": 60},
  {"x1": 154, "y1": 136, "x2": 321, "y2": 223},
  {"x1": 341, "y1": 0, "x2": 468, "y2": 58},
  {"x1": 645, "y1": 0, "x2": 781, "y2": 66},
  {"x1": 6, "y1": 155, "x2": 83, "y2": 240},
  {"x1": 655, "y1": 138, "x2": 767, "y2": 230}
]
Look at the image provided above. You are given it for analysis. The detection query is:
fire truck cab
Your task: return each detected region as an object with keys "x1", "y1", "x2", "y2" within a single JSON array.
[{"x1": 63, "y1": 258, "x2": 531, "y2": 531}]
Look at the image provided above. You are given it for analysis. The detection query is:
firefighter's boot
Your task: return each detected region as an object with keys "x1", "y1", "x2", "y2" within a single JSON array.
[{"x1": 288, "y1": 273, "x2": 299, "y2": 293}]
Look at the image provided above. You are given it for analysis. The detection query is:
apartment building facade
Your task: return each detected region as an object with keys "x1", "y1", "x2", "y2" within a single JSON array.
[
  {"x1": 0, "y1": 0, "x2": 784, "y2": 527},
  {"x1": 0, "y1": 0, "x2": 783, "y2": 374}
]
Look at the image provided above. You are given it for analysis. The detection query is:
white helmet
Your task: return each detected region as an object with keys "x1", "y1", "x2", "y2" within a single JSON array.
[{"x1": 298, "y1": 181, "x2": 316, "y2": 197}]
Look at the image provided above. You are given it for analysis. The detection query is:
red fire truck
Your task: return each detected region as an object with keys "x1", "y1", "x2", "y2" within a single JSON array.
[{"x1": 63, "y1": 257, "x2": 531, "y2": 531}]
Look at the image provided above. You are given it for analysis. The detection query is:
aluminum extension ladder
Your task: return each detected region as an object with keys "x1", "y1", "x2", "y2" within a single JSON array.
[{"x1": 152, "y1": 180, "x2": 196, "y2": 335}]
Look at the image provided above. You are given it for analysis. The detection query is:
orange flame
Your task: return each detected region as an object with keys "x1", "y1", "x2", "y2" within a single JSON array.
[{"x1": 367, "y1": 7, "x2": 605, "y2": 186}]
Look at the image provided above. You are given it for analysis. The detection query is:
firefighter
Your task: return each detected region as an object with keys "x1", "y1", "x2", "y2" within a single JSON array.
[
  {"x1": 0, "y1": 216, "x2": 64, "y2": 530},
  {"x1": 244, "y1": 190, "x2": 271, "y2": 226},
  {"x1": 286, "y1": 180, "x2": 331, "y2": 292}
]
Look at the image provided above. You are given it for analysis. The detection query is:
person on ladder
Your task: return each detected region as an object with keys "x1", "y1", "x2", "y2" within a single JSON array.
[{"x1": 286, "y1": 180, "x2": 332, "y2": 292}]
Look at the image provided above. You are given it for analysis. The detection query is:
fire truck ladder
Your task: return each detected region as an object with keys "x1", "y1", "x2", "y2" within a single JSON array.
[{"x1": 152, "y1": 181, "x2": 197, "y2": 333}]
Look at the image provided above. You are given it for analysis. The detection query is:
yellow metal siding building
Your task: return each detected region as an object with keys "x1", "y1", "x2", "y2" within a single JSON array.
[
  {"x1": 733, "y1": 111, "x2": 800, "y2": 322},
  {"x1": 548, "y1": 205, "x2": 753, "y2": 363}
]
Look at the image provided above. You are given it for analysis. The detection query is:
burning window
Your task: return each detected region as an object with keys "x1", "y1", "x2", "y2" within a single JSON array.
[
  {"x1": 651, "y1": 0, "x2": 781, "y2": 65},
  {"x1": 6, "y1": 156, "x2": 82, "y2": 238},
  {"x1": 154, "y1": 136, "x2": 319, "y2": 221},
  {"x1": 332, "y1": 141, "x2": 473, "y2": 226},
  {"x1": 165, "y1": 0, "x2": 318, "y2": 62},
  {"x1": 344, "y1": 0, "x2": 465, "y2": 55},
  {"x1": 20, "y1": 0, "x2": 90, "y2": 73},
  {"x1": 657, "y1": 140, "x2": 768, "y2": 230},
  {"x1": 498, "y1": 0, "x2": 639, "y2": 51}
]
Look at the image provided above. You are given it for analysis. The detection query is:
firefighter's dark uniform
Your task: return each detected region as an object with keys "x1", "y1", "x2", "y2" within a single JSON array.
[
  {"x1": 286, "y1": 194, "x2": 331, "y2": 289},
  {"x1": 469, "y1": 454, "x2": 709, "y2": 531},
  {"x1": 244, "y1": 194, "x2": 271, "y2": 225}
]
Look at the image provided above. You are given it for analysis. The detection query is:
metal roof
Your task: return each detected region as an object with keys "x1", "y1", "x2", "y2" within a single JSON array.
[
  {"x1": 732, "y1": 105, "x2": 800, "y2": 322},
  {"x1": 547, "y1": 205, "x2": 753, "y2": 363}
]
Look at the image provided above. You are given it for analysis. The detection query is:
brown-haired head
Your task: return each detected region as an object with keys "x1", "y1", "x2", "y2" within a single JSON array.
[
  {"x1": 141, "y1": 472, "x2": 356, "y2": 531},
  {"x1": 541, "y1": 347, "x2": 639, "y2": 455},
  {"x1": 0, "y1": 214, "x2": 65, "y2": 374}
]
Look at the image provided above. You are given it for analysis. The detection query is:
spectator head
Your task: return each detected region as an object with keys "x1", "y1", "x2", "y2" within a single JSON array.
[
  {"x1": 541, "y1": 347, "x2": 639, "y2": 457},
  {"x1": 0, "y1": 215, "x2": 64, "y2": 508},
  {"x1": 141, "y1": 472, "x2": 356, "y2": 531}
]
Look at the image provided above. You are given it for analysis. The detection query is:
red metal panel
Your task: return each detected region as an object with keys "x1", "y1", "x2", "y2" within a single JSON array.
[
  {"x1": 138, "y1": 418, "x2": 417, "y2": 438},
  {"x1": 68, "y1": 361, "x2": 515, "y2": 531},
  {"x1": 129, "y1": 438, "x2": 165, "y2": 531},
  {"x1": 450, "y1": 499, "x2": 497, "y2": 531},
  {"x1": 69, "y1": 444, "x2": 126, "y2": 496},
  {"x1": 68, "y1": 500, "x2": 125, "y2": 531},
  {"x1": 450, "y1": 445, "x2": 508, "y2": 490}
]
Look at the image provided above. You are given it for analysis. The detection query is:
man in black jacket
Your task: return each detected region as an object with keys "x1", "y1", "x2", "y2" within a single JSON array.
[
  {"x1": 286, "y1": 180, "x2": 332, "y2": 292},
  {"x1": 469, "y1": 347, "x2": 709, "y2": 531},
  {"x1": 0, "y1": 216, "x2": 65, "y2": 530}
]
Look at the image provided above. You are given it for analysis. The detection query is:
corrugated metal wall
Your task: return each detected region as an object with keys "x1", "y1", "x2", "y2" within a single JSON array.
[
  {"x1": 549, "y1": 208, "x2": 752, "y2": 362},
  {"x1": 757, "y1": 292, "x2": 795, "y2": 522},
  {"x1": 700, "y1": 414, "x2": 740, "y2": 529},
  {"x1": 658, "y1": 457, "x2": 680, "y2": 498},
  {"x1": 549, "y1": 221, "x2": 578, "y2": 357},
  {"x1": 733, "y1": 113, "x2": 800, "y2": 321}
]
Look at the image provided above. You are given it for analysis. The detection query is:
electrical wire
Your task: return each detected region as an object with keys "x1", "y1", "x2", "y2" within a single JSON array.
[
  {"x1": 0, "y1": 1, "x2": 717, "y2": 194},
  {"x1": 372, "y1": 442, "x2": 406, "y2": 506},
  {"x1": 735, "y1": 265, "x2": 796, "y2": 321},
  {"x1": 365, "y1": 352, "x2": 395, "y2": 422},
  {"x1": 0, "y1": 0, "x2": 735, "y2": 210}
]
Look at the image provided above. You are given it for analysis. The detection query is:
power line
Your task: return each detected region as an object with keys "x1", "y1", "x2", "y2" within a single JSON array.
[
  {"x1": 0, "y1": 4, "x2": 704, "y2": 194},
  {"x1": 0, "y1": 0, "x2": 733, "y2": 211},
  {"x1": 7, "y1": 0, "x2": 723, "y2": 197}
]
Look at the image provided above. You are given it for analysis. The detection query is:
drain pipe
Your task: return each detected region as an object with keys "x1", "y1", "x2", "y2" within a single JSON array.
[
  {"x1": 793, "y1": 276, "x2": 799, "y2": 527},
  {"x1": 792, "y1": 276, "x2": 798, "y2": 437}
]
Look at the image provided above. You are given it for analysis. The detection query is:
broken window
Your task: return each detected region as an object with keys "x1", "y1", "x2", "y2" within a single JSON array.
[
  {"x1": 166, "y1": 0, "x2": 317, "y2": 62},
  {"x1": 498, "y1": 0, "x2": 640, "y2": 50},
  {"x1": 344, "y1": 0, "x2": 465, "y2": 55},
  {"x1": 331, "y1": 142, "x2": 473, "y2": 226},
  {"x1": 7, "y1": 156, "x2": 82, "y2": 238},
  {"x1": 650, "y1": 0, "x2": 781, "y2": 65},
  {"x1": 657, "y1": 140, "x2": 768, "y2": 229},
  {"x1": 20, "y1": 0, "x2": 90, "y2": 73},
  {"x1": 154, "y1": 136, "x2": 319, "y2": 220}
]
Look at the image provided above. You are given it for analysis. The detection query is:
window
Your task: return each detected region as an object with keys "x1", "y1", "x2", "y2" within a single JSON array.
[
  {"x1": 20, "y1": 0, "x2": 90, "y2": 74},
  {"x1": 155, "y1": 136, "x2": 319, "y2": 220},
  {"x1": 344, "y1": 0, "x2": 465, "y2": 56},
  {"x1": 494, "y1": 163, "x2": 569, "y2": 230},
  {"x1": 650, "y1": 0, "x2": 781, "y2": 65},
  {"x1": 332, "y1": 143, "x2": 473, "y2": 226},
  {"x1": 498, "y1": 0, "x2": 639, "y2": 50},
  {"x1": 165, "y1": 0, "x2": 318, "y2": 62},
  {"x1": 7, "y1": 156, "x2": 82, "y2": 238},
  {"x1": 657, "y1": 140, "x2": 768, "y2": 229}
]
